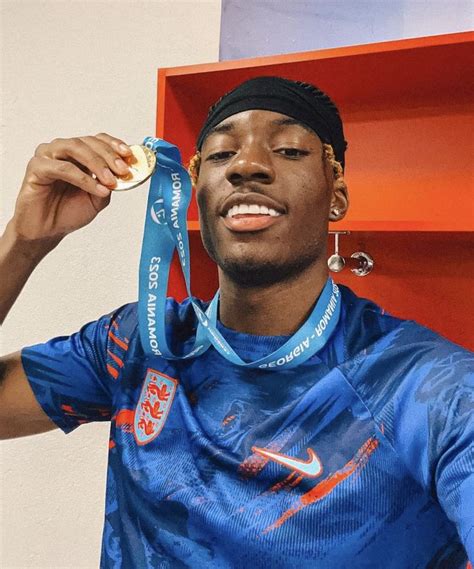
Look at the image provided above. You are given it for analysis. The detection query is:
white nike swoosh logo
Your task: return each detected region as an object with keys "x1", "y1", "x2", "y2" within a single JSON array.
[{"x1": 251, "y1": 446, "x2": 323, "y2": 478}]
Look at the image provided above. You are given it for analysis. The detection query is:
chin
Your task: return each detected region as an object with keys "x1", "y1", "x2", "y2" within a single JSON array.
[
  {"x1": 219, "y1": 254, "x2": 321, "y2": 288},
  {"x1": 201, "y1": 225, "x2": 325, "y2": 287}
]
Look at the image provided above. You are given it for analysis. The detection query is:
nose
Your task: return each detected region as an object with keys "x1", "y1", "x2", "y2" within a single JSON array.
[{"x1": 225, "y1": 142, "x2": 275, "y2": 186}]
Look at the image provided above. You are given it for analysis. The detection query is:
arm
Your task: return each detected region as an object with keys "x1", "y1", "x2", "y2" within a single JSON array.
[
  {"x1": 390, "y1": 337, "x2": 474, "y2": 560},
  {"x1": 0, "y1": 304, "x2": 132, "y2": 440},
  {"x1": 0, "y1": 352, "x2": 57, "y2": 439},
  {"x1": 0, "y1": 221, "x2": 60, "y2": 325},
  {"x1": 0, "y1": 133, "x2": 133, "y2": 438},
  {"x1": 434, "y1": 376, "x2": 474, "y2": 560}
]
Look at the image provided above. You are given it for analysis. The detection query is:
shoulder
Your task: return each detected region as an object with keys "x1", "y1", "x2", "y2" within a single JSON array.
[
  {"x1": 338, "y1": 285, "x2": 473, "y2": 410},
  {"x1": 389, "y1": 320, "x2": 474, "y2": 403},
  {"x1": 339, "y1": 284, "x2": 472, "y2": 361},
  {"x1": 104, "y1": 296, "x2": 200, "y2": 359},
  {"x1": 337, "y1": 288, "x2": 473, "y2": 485},
  {"x1": 338, "y1": 285, "x2": 406, "y2": 356}
]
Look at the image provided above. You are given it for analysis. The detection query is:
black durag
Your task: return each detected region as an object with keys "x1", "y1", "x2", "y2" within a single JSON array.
[{"x1": 196, "y1": 76, "x2": 347, "y2": 169}]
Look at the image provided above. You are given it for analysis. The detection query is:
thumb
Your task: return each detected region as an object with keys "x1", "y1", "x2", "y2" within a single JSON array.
[{"x1": 90, "y1": 192, "x2": 112, "y2": 214}]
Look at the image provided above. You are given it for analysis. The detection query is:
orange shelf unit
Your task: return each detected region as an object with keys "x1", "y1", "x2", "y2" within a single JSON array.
[{"x1": 156, "y1": 32, "x2": 474, "y2": 350}]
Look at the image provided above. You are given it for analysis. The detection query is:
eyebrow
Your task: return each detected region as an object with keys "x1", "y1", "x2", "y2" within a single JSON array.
[
  {"x1": 206, "y1": 116, "x2": 314, "y2": 139},
  {"x1": 272, "y1": 117, "x2": 314, "y2": 133},
  {"x1": 207, "y1": 122, "x2": 235, "y2": 137}
]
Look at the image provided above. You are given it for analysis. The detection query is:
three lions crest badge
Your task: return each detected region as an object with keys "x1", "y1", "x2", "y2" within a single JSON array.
[{"x1": 134, "y1": 369, "x2": 178, "y2": 445}]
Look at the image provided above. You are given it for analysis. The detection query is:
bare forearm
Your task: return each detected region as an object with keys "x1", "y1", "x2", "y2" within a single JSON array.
[{"x1": 0, "y1": 221, "x2": 61, "y2": 325}]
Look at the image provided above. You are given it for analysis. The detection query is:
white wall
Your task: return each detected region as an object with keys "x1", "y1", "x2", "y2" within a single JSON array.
[
  {"x1": 0, "y1": 1, "x2": 221, "y2": 567},
  {"x1": 220, "y1": 0, "x2": 473, "y2": 59}
]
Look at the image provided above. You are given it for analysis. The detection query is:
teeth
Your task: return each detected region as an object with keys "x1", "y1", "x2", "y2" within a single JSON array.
[{"x1": 226, "y1": 204, "x2": 282, "y2": 218}]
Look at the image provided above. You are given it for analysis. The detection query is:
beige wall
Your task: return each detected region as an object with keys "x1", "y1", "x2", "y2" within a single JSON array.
[{"x1": 0, "y1": 1, "x2": 221, "y2": 567}]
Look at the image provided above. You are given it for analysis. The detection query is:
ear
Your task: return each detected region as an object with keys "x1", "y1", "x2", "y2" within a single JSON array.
[{"x1": 329, "y1": 178, "x2": 349, "y2": 221}]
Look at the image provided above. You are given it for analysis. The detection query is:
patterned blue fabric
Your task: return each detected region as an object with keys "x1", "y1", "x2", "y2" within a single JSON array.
[{"x1": 21, "y1": 286, "x2": 473, "y2": 568}]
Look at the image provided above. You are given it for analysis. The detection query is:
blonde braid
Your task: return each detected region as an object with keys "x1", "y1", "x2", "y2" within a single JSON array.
[
  {"x1": 188, "y1": 151, "x2": 201, "y2": 186},
  {"x1": 322, "y1": 143, "x2": 344, "y2": 181}
]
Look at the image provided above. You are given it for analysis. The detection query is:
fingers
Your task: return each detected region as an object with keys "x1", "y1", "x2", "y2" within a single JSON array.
[
  {"x1": 34, "y1": 134, "x2": 134, "y2": 188},
  {"x1": 94, "y1": 132, "x2": 132, "y2": 158},
  {"x1": 27, "y1": 156, "x2": 112, "y2": 198},
  {"x1": 79, "y1": 136, "x2": 130, "y2": 180}
]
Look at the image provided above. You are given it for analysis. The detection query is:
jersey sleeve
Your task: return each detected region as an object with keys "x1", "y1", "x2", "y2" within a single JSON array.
[
  {"x1": 21, "y1": 302, "x2": 138, "y2": 434},
  {"x1": 434, "y1": 374, "x2": 474, "y2": 561},
  {"x1": 385, "y1": 328, "x2": 474, "y2": 560}
]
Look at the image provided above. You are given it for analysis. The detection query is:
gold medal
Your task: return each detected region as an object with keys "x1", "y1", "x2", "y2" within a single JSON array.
[{"x1": 113, "y1": 145, "x2": 157, "y2": 191}]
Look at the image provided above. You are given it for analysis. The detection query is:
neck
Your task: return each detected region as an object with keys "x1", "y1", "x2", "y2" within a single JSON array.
[{"x1": 218, "y1": 262, "x2": 328, "y2": 336}]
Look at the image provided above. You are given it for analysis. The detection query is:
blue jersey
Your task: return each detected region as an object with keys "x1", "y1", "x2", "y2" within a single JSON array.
[{"x1": 21, "y1": 286, "x2": 473, "y2": 568}]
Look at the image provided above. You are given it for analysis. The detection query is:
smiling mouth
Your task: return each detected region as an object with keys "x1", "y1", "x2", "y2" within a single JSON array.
[
  {"x1": 226, "y1": 204, "x2": 281, "y2": 218},
  {"x1": 222, "y1": 203, "x2": 284, "y2": 232}
]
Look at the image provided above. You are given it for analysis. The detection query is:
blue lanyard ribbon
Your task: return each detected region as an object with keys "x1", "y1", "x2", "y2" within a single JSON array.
[{"x1": 138, "y1": 137, "x2": 341, "y2": 370}]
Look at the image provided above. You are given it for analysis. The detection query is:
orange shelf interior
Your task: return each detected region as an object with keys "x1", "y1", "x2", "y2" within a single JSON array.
[{"x1": 156, "y1": 32, "x2": 474, "y2": 350}]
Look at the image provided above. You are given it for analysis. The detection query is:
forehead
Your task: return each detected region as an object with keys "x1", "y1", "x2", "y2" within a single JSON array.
[{"x1": 205, "y1": 109, "x2": 319, "y2": 140}]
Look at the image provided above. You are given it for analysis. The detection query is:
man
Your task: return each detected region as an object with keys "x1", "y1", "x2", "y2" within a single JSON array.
[{"x1": 0, "y1": 77, "x2": 472, "y2": 568}]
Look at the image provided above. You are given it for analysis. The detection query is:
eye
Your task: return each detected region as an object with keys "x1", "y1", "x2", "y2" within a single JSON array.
[
  {"x1": 206, "y1": 151, "x2": 236, "y2": 162},
  {"x1": 276, "y1": 148, "x2": 310, "y2": 158}
]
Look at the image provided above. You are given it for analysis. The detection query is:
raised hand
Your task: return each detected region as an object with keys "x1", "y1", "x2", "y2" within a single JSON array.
[{"x1": 9, "y1": 133, "x2": 133, "y2": 243}]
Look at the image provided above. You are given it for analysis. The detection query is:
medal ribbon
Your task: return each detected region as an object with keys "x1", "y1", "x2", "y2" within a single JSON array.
[{"x1": 138, "y1": 137, "x2": 341, "y2": 370}]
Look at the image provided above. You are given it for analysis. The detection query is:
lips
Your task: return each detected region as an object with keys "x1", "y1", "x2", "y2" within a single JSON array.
[
  {"x1": 220, "y1": 192, "x2": 286, "y2": 233},
  {"x1": 223, "y1": 214, "x2": 282, "y2": 232}
]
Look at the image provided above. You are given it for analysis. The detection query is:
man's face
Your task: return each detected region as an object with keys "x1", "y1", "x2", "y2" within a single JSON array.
[{"x1": 196, "y1": 110, "x2": 345, "y2": 287}]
